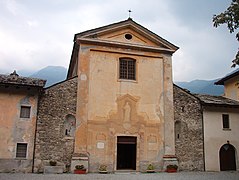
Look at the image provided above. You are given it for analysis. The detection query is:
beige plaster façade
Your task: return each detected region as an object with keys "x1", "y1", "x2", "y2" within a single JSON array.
[
  {"x1": 0, "y1": 88, "x2": 39, "y2": 172},
  {"x1": 224, "y1": 75, "x2": 239, "y2": 101},
  {"x1": 203, "y1": 107, "x2": 239, "y2": 171},
  {"x1": 73, "y1": 22, "x2": 177, "y2": 171}
]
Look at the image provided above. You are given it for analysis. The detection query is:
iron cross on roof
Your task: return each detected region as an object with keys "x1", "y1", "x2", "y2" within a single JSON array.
[{"x1": 128, "y1": 10, "x2": 132, "y2": 18}]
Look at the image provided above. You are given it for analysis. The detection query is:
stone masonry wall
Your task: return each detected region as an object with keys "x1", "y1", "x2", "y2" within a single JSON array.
[
  {"x1": 173, "y1": 85, "x2": 204, "y2": 171},
  {"x1": 34, "y1": 77, "x2": 77, "y2": 173}
]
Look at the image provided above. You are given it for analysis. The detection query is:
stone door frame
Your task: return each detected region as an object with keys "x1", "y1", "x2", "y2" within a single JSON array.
[{"x1": 114, "y1": 134, "x2": 140, "y2": 171}]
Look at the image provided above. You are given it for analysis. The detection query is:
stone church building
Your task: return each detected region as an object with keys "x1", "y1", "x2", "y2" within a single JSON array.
[
  {"x1": 35, "y1": 18, "x2": 179, "y2": 172},
  {"x1": 0, "y1": 18, "x2": 238, "y2": 173}
]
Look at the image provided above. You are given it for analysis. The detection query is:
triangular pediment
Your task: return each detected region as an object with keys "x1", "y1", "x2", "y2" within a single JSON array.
[
  {"x1": 75, "y1": 18, "x2": 178, "y2": 52},
  {"x1": 67, "y1": 19, "x2": 179, "y2": 79}
]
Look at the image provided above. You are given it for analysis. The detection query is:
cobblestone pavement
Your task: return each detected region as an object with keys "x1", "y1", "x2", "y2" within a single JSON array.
[{"x1": 0, "y1": 172, "x2": 239, "y2": 180}]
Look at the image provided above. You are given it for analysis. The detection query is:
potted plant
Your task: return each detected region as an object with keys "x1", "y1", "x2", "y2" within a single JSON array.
[
  {"x1": 49, "y1": 160, "x2": 57, "y2": 166},
  {"x1": 98, "y1": 164, "x2": 107, "y2": 174},
  {"x1": 74, "y1": 165, "x2": 87, "y2": 174},
  {"x1": 166, "y1": 164, "x2": 178, "y2": 173},
  {"x1": 146, "y1": 163, "x2": 155, "y2": 173}
]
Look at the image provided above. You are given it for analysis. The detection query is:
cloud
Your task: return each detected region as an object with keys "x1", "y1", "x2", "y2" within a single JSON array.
[
  {"x1": 0, "y1": 0, "x2": 237, "y2": 82},
  {"x1": 26, "y1": 20, "x2": 39, "y2": 28},
  {"x1": 5, "y1": 0, "x2": 20, "y2": 15}
]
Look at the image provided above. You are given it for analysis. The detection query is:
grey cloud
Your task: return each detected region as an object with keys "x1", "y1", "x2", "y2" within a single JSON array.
[{"x1": 0, "y1": 0, "x2": 237, "y2": 82}]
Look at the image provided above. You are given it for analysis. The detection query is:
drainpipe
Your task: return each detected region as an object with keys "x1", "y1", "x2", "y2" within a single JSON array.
[{"x1": 200, "y1": 102, "x2": 206, "y2": 171}]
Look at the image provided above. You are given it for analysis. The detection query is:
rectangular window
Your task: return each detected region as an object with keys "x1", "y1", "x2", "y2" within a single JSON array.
[
  {"x1": 16, "y1": 143, "x2": 27, "y2": 158},
  {"x1": 20, "y1": 106, "x2": 31, "y2": 118},
  {"x1": 222, "y1": 114, "x2": 230, "y2": 129},
  {"x1": 119, "y1": 58, "x2": 136, "y2": 80}
]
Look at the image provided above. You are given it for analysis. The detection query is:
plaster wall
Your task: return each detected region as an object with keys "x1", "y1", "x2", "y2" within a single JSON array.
[
  {"x1": 203, "y1": 107, "x2": 239, "y2": 171},
  {"x1": 224, "y1": 75, "x2": 239, "y2": 101},
  {"x1": 74, "y1": 42, "x2": 175, "y2": 171},
  {"x1": 88, "y1": 50, "x2": 164, "y2": 122},
  {"x1": 0, "y1": 88, "x2": 39, "y2": 172}
]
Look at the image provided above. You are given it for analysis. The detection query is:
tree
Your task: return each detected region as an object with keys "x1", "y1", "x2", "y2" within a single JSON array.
[{"x1": 213, "y1": 0, "x2": 239, "y2": 67}]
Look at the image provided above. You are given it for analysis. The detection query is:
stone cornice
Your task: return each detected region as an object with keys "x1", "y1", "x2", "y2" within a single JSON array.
[{"x1": 77, "y1": 38, "x2": 175, "y2": 54}]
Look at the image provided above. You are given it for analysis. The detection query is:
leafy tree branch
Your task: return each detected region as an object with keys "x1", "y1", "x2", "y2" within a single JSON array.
[{"x1": 213, "y1": 0, "x2": 239, "y2": 67}]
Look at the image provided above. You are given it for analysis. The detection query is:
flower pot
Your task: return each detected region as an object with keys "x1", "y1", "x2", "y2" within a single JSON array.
[
  {"x1": 167, "y1": 169, "x2": 177, "y2": 173},
  {"x1": 74, "y1": 169, "x2": 87, "y2": 174}
]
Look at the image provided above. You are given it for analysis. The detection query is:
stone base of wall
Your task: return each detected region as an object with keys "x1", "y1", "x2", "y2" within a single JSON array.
[
  {"x1": 0, "y1": 159, "x2": 32, "y2": 173},
  {"x1": 71, "y1": 154, "x2": 89, "y2": 173},
  {"x1": 139, "y1": 160, "x2": 164, "y2": 172},
  {"x1": 43, "y1": 166, "x2": 64, "y2": 174},
  {"x1": 163, "y1": 155, "x2": 178, "y2": 171}
]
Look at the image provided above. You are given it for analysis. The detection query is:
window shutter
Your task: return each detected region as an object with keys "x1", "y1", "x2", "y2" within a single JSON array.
[{"x1": 16, "y1": 143, "x2": 27, "y2": 158}]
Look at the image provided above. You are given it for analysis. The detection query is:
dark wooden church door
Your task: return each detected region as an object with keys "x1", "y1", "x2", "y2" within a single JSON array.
[
  {"x1": 219, "y1": 144, "x2": 236, "y2": 171},
  {"x1": 117, "y1": 136, "x2": 137, "y2": 170}
]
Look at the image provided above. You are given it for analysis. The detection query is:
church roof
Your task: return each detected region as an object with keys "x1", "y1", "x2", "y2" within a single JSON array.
[
  {"x1": 67, "y1": 18, "x2": 179, "y2": 78},
  {"x1": 0, "y1": 71, "x2": 46, "y2": 88},
  {"x1": 195, "y1": 94, "x2": 239, "y2": 107},
  {"x1": 74, "y1": 18, "x2": 179, "y2": 51},
  {"x1": 215, "y1": 68, "x2": 239, "y2": 85}
]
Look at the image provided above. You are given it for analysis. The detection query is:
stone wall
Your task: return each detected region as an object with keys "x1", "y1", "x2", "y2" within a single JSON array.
[
  {"x1": 0, "y1": 159, "x2": 32, "y2": 173},
  {"x1": 34, "y1": 77, "x2": 77, "y2": 173},
  {"x1": 173, "y1": 85, "x2": 204, "y2": 171}
]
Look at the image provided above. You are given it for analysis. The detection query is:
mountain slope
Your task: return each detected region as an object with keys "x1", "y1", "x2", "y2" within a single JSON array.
[
  {"x1": 30, "y1": 66, "x2": 67, "y2": 87},
  {"x1": 175, "y1": 79, "x2": 224, "y2": 96}
]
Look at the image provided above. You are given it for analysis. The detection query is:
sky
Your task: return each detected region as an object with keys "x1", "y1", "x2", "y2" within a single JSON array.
[{"x1": 0, "y1": 0, "x2": 237, "y2": 82}]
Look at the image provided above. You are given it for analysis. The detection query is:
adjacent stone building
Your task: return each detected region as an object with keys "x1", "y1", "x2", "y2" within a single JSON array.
[
  {"x1": 173, "y1": 85, "x2": 204, "y2": 171},
  {"x1": 173, "y1": 82, "x2": 239, "y2": 172},
  {"x1": 33, "y1": 77, "x2": 77, "y2": 173},
  {"x1": 0, "y1": 71, "x2": 45, "y2": 173},
  {"x1": 195, "y1": 94, "x2": 239, "y2": 171}
]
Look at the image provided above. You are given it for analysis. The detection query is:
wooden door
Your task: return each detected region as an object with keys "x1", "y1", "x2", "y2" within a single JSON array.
[
  {"x1": 220, "y1": 144, "x2": 236, "y2": 171},
  {"x1": 117, "y1": 136, "x2": 137, "y2": 170}
]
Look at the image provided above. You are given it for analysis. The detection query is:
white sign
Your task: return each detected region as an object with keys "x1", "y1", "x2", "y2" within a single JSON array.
[{"x1": 97, "y1": 142, "x2": 104, "y2": 149}]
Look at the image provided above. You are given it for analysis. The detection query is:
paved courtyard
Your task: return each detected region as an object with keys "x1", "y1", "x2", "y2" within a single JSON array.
[{"x1": 0, "y1": 172, "x2": 239, "y2": 180}]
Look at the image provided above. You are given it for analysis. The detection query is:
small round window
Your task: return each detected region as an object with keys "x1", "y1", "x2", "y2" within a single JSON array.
[{"x1": 125, "y1": 34, "x2": 132, "y2": 40}]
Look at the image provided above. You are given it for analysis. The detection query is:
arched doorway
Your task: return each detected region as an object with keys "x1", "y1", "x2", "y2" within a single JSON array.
[{"x1": 219, "y1": 144, "x2": 236, "y2": 171}]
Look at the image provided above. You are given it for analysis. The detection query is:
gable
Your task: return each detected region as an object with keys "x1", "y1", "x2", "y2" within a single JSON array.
[
  {"x1": 75, "y1": 18, "x2": 178, "y2": 52},
  {"x1": 67, "y1": 18, "x2": 179, "y2": 79},
  {"x1": 215, "y1": 68, "x2": 239, "y2": 85},
  {"x1": 99, "y1": 28, "x2": 158, "y2": 47}
]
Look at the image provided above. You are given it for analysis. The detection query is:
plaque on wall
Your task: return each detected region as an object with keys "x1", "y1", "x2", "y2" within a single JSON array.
[{"x1": 97, "y1": 142, "x2": 105, "y2": 149}]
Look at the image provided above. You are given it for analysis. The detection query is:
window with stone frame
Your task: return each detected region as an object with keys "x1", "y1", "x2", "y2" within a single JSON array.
[
  {"x1": 119, "y1": 58, "x2": 136, "y2": 80},
  {"x1": 222, "y1": 114, "x2": 230, "y2": 129},
  {"x1": 16, "y1": 143, "x2": 27, "y2": 158},
  {"x1": 20, "y1": 106, "x2": 31, "y2": 118}
]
